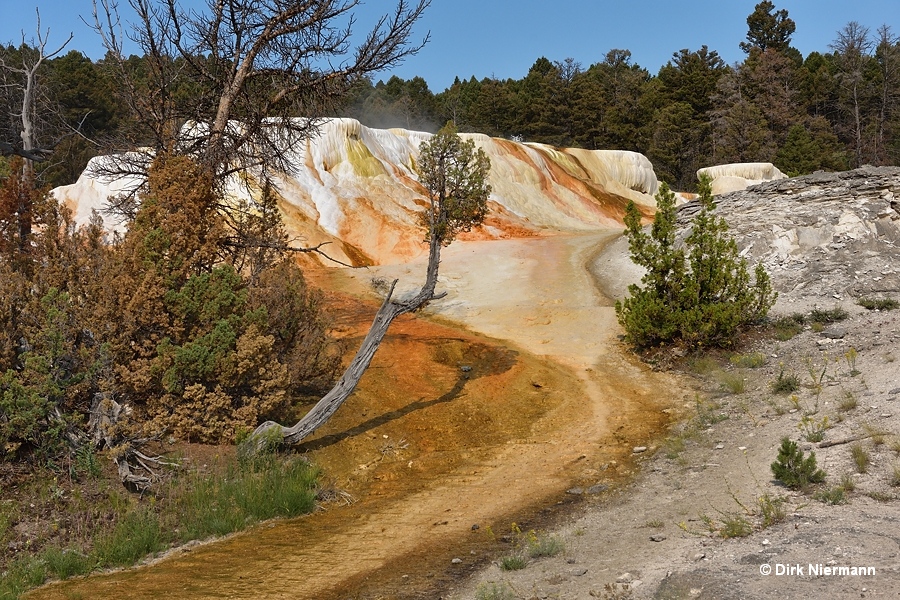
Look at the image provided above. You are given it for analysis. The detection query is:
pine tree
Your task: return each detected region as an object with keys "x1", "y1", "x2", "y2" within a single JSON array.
[
  {"x1": 740, "y1": 1, "x2": 796, "y2": 55},
  {"x1": 615, "y1": 176, "x2": 776, "y2": 349}
]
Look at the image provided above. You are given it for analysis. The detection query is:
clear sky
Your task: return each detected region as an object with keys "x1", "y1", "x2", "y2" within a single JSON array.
[{"x1": 1, "y1": 0, "x2": 899, "y2": 92}]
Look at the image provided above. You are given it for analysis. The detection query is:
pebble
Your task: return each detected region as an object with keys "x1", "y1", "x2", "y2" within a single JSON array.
[
  {"x1": 566, "y1": 487, "x2": 584, "y2": 495},
  {"x1": 715, "y1": 444, "x2": 724, "y2": 450},
  {"x1": 571, "y1": 568, "x2": 588, "y2": 576},
  {"x1": 633, "y1": 446, "x2": 648, "y2": 453},
  {"x1": 586, "y1": 484, "x2": 609, "y2": 494},
  {"x1": 451, "y1": 558, "x2": 462, "y2": 564},
  {"x1": 650, "y1": 534, "x2": 667, "y2": 542},
  {"x1": 616, "y1": 572, "x2": 634, "y2": 584}
]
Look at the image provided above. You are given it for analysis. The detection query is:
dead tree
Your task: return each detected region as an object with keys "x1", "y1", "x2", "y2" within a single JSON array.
[
  {"x1": 90, "y1": 0, "x2": 430, "y2": 184},
  {"x1": 0, "y1": 11, "x2": 72, "y2": 256},
  {"x1": 245, "y1": 123, "x2": 491, "y2": 453}
]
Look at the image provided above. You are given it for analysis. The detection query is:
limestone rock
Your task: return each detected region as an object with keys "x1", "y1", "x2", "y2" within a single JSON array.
[{"x1": 676, "y1": 166, "x2": 900, "y2": 300}]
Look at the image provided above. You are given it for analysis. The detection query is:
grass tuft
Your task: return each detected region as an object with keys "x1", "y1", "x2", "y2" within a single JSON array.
[
  {"x1": 850, "y1": 443, "x2": 870, "y2": 474},
  {"x1": 730, "y1": 352, "x2": 767, "y2": 368},
  {"x1": 499, "y1": 554, "x2": 528, "y2": 571},
  {"x1": 475, "y1": 581, "x2": 516, "y2": 600},
  {"x1": 525, "y1": 531, "x2": 564, "y2": 558}
]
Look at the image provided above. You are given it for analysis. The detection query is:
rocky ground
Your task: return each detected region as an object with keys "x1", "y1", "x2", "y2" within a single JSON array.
[
  {"x1": 449, "y1": 167, "x2": 900, "y2": 600},
  {"x1": 19, "y1": 168, "x2": 900, "y2": 600}
]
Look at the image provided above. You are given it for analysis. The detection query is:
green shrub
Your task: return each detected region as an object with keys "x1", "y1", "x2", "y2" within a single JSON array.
[
  {"x1": 810, "y1": 306, "x2": 848, "y2": 323},
  {"x1": 858, "y1": 297, "x2": 900, "y2": 311},
  {"x1": 757, "y1": 493, "x2": 787, "y2": 527},
  {"x1": 771, "y1": 367, "x2": 801, "y2": 394},
  {"x1": 771, "y1": 438, "x2": 826, "y2": 489},
  {"x1": 719, "y1": 514, "x2": 753, "y2": 538},
  {"x1": 615, "y1": 176, "x2": 776, "y2": 350}
]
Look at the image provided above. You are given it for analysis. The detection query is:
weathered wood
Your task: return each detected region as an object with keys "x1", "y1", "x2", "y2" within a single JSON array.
[
  {"x1": 818, "y1": 434, "x2": 871, "y2": 449},
  {"x1": 247, "y1": 235, "x2": 445, "y2": 451}
]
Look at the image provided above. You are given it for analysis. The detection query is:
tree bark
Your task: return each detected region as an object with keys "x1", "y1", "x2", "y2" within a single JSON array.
[{"x1": 246, "y1": 235, "x2": 445, "y2": 452}]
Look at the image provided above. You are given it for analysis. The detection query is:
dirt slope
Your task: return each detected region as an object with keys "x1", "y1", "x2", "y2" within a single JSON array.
[{"x1": 30, "y1": 232, "x2": 686, "y2": 599}]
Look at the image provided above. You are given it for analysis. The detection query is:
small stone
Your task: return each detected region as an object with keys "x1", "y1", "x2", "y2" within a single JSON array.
[
  {"x1": 616, "y1": 573, "x2": 634, "y2": 584},
  {"x1": 460, "y1": 365, "x2": 472, "y2": 372},
  {"x1": 882, "y1": 414, "x2": 893, "y2": 418},
  {"x1": 762, "y1": 539, "x2": 770, "y2": 546},
  {"x1": 571, "y1": 568, "x2": 588, "y2": 576},
  {"x1": 738, "y1": 446, "x2": 747, "y2": 451},
  {"x1": 471, "y1": 524, "x2": 480, "y2": 531},
  {"x1": 715, "y1": 444, "x2": 724, "y2": 450},
  {"x1": 692, "y1": 552, "x2": 706, "y2": 561},
  {"x1": 566, "y1": 558, "x2": 576, "y2": 564},
  {"x1": 821, "y1": 329, "x2": 847, "y2": 340},
  {"x1": 586, "y1": 484, "x2": 609, "y2": 494},
  {"x1": 633, "y1": 446, "x2": 648, "y2": 453},
  {"x1": 650, "y1": 534, "x2": 667, "y2": 542},
  {"x1": 451, "y1": 557, "x2": 462, "y2": 564},
  {"x1": 566, "y1": 487, "x2": 584, "y2": 495},
  {"x1": 889, "y1": 388, "x2": 900, "y2": 395}
]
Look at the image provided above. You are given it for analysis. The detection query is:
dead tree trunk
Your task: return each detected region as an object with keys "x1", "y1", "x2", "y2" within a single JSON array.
[{"x1": 245, "y1": 236, "x2": 445, "y2": 452}]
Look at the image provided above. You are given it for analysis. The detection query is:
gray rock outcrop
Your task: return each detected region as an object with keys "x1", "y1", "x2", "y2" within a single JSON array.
[{"x1": 676, "y1": 166, "x2": 900, "y2": 301}]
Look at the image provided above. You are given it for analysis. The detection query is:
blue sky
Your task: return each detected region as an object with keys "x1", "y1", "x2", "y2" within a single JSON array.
[{"x1": 1, "y1": 0, "x2": 898, "y2": 91}]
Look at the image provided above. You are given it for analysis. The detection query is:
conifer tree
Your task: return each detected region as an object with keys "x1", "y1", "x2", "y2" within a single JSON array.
[
  {"x1": 615, "y1": 176, "x2": 776, "y2": 349},
  {"x1": 740, "y1": 1, "x2": 796, "y2": 54}
]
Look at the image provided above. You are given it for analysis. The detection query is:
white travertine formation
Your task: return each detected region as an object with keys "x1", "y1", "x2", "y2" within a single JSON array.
[
  {"x1": 54, "y1": 118, "x2": 660, "y2": 265},
  {"x1": 697, "y1": 162, "x2": 787, "y2": 195}
]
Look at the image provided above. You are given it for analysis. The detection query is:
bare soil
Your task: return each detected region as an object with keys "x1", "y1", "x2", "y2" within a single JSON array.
[
  {"x1": 451, "y1": 239, "x2": 900, "y2": 600},
  {"x1": 26, "y1": 228, "x2": 900, "y2": 600},
  {"x1": 28, "y1": 233, "x2": 685, "y2": 599}
]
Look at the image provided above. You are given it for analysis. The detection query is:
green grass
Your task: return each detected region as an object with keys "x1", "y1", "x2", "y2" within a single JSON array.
[
  {"x1": 475, "y1": 581, "x2": 516, "y2": 600},
  {"x1": 717, "y1": 371, "x2": 747, "y2": 394},
  {"x1": 851, "y1": 443, "x2": 870, "y2": 474},
  {"x1": 526, "y1": 532, "x2": 564, "y2": 558},
  {"x1": 815, "y1": 486, "x2": 848, "y2": 505},
  {"x1": 838, "y1": 390, "x2": 858, "y2": 412},
  {"x1": 174, "y1": 454, "x2": 318, "y2": 543},
  {"x1": 0, "y1": 453, "x2": 319, "y2": 599},
  {"x1": 42, "y1": 547, "x2": 94, "y2": 580},
  {"x1": 94, "y1": 508, "x2": 165, "y2": 567},
  {"x1": 499, "y1": 554, "x2": 528, "y2": 570},
  {"x1": 890, "y1": 464, "x2": 900, "y2": 487},
  {"x1": 730, "y1": 352, "x2": 767, "y2": 368}
]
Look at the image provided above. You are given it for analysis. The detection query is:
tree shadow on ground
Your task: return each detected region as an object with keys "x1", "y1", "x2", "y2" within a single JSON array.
[{"x1": 297, "y1": 342, "x2": 518, "y2": 452}]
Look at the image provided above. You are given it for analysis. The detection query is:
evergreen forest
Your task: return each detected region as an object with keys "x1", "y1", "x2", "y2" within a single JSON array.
[{"x1": 2, "y1": 3, "x2": 898, "y2": 193}]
